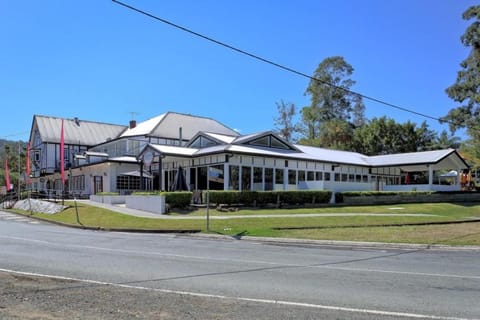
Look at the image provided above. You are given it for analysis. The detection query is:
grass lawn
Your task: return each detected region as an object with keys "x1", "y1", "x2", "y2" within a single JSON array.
[{"x1": 11, "y1": 201, "x2": 480, "y2": 246}]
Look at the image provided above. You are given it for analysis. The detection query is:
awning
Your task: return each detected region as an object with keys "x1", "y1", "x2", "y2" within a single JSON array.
[
  {"x1": 440, "y1": 170, "x2": 458, "y2": 177},
  {"x1": 119, "y1": 170, "x2": 152, "y2": 178}
]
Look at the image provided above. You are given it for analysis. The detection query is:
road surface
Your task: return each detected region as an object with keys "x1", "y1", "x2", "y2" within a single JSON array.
[{"x1": 1, "y1": 212, "x2": 479, "y2": 319}]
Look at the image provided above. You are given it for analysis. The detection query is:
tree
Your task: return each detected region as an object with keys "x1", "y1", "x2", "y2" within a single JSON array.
[
  {"x1": 273, "y1": 100, "x2": 297, "y2": 142},
  {"x1": 432, "y1": 130, "x2": 461, "y2": 150},
  {"x1": 443, "y1": 5, "x2": 480, "y2": 142},
  {"x1": 1, "y1": 141, "x2": 27, "y2": 192},
  {"x1": 299, "y1": 56, "x2": 365, "y2": 148},
  {"x1": 353, "y1": 117, "x2": 437, "y2": 155},
  {"x1": 351, "y1": 94, "x2": 366, "y2": 128},
  {"x1": 317, "y1": 119, "x2": 354, "y2": 151}
]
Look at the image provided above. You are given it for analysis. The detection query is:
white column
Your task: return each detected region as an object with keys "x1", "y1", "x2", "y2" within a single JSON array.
[
  {"x1": 283, "y1": 168, "x2": 288, "y2": 191},
  {"x1": 223, "y1": 163, "x2": 229, "y2": 191},
  {"x1": 239, "y1": 166, "x2": 242, "y2": 191},
  {"x1": 250, "y1": 166, "x2": 254, "y2": 191},
  {"x1": 428, "y1": 164, "x2": 434, "y2": 189},
  {"x1": 186, "y1": 167, "x2": 191, "y2": 190},
  {"x1": 262, "y1": 167, "x2": 265, "y2": 191}
]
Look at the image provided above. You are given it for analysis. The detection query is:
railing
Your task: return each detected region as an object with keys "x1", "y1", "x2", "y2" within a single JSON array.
[{"x1": 1, "y1": 191, "x2": 17, "y2": 209}]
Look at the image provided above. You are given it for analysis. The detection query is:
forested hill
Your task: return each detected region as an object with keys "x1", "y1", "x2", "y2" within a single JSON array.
[{"x1": 1, "y1": 139, "x2": 27, "y2": 153}]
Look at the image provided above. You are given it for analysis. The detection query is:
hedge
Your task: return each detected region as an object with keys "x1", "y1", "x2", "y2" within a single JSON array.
[
  {"x1": 161, "y1": 192, "x2": 192, "y2": 208},
  {"x1": 341, "y1": 191, "x2": 434, "y2": 197},
  {"x1": 132, "y1": 191, "x2": 192, "y2": 208},
  {"x1": 208, "y1": 190, "x2": 331, "y2": 206}
]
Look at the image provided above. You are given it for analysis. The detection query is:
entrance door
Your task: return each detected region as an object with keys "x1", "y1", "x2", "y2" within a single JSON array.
[{"x1": 94, "y1": 176, "x2": 103, "y2": 194}]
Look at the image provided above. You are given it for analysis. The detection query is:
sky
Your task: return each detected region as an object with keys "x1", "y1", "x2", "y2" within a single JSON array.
[{"x1": 1, "y1": 0, "x2": 478, "y2": 142}]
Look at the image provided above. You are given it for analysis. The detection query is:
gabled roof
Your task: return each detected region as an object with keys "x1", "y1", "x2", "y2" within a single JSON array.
[
  {"x1": 31, "y1": 115, "x2": 127, "y2": 146},
  {"x1": 140, "y1": 144, "x2": 199, "y2": 158},
  {"x1": 232, "y1": 131, "x2": 299, "y2": 151},
  {"x1": 138, "y1": 139, "x2": 468, "y2": 172},
  {"x1": 120, "y1": 112, "x2": 239, "y2": 139},
  {"x1": 120, "y1": 114, "x2": 166, "y2": 137},
  {"x1": 185, "y1": 131, "x2": 237, "y2": 148},
  {"x1": 294, "y1": 145, "x2": 369, "y2": 166},
  {"x1": 366, "y1": 148, "x2": 469, "y2": 171}
]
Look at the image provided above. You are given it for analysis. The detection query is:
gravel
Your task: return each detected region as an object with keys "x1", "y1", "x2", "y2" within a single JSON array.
[
  {"x1": 12, "y1": 199, "x2": 67, "y2": 215},
  {"x1": 0, "y1": 271, "x2": 401, "y2": 320}
]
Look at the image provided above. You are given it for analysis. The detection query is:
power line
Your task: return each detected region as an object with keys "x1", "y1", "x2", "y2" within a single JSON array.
[{"x1": 112, "y1": 0, "x2": 460, "y2": 127}]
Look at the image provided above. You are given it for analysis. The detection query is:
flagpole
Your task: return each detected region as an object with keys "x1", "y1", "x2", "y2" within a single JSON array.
[
  {"x1": 17, "y1": 142, "x2": 21, "y2": 201},
  {"x1": 60, "y1": 119, "x2": 65, "y2": 205},
  {"x1": 206, "y1": 166, "x2": 210, "y2": 232}
]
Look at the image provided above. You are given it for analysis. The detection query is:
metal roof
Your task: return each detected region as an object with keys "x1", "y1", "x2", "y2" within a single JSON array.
[
  {"x1": 33, "y1": 115, "x2": 127, "y2": 146},
  {"x1": 120, "y1": 112, "x2": 239, "y2": 139},
  {"x1": 366, "y1": 148, "x2": 468, "y2": 171},
  {"x1": 294, "y1": 145, "x2": 369, "y2": 166},
  {"x1": 139, "y1": 141, "x2": 468, "y2": 171}
]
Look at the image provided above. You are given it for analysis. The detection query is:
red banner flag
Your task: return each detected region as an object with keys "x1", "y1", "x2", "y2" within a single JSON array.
[
  {"x1": 26, "y1": 142, "x2": 31, "y2": 185},
  {"x1": 60, "y1": 119, "x2": 65, "y2": 185},
  {"x1": 5, "y1": 159, "x2": 11, "y2": 191}
]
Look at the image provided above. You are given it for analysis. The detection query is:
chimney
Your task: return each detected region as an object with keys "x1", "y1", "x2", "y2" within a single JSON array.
[
  {"x1": 129, "y1": 120, "x2": 136, "y2": 129},
  {"x1": 179, "y1": 127, "x2": 183, "y2": 146}
]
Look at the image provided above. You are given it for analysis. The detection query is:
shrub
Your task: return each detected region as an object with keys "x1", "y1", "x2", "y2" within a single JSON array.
[
  {"x1": 96, "y1": 192, "x2": 120, "y2": 196},
  {"x1": 131, "y1": 191, "x2": 160, "y2": 196},
  {"x1": 341, "y1": 191, "x2": 433, "y2": 197},
  {"x1": 208, "y1": 191, "x2": 238, "y2": 205},
  {"x1": 207, "y1": 190, "x2": 331, "y2": 206},
  {"x1": 161, "y1": 191, "x2": 192, "y2": 208}
]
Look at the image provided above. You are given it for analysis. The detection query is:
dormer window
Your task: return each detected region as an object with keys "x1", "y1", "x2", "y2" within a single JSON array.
[
  {"x1": 189, "y1": 136, "x2": 218, "y2": 148},
  {"x1": 249, "y1": 135, "x2": 291, "y2": 150}
]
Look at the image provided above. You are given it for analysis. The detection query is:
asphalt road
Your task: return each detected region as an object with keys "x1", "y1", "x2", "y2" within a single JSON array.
[{"x1": 1, "y1": 214, "x2": 479, "y2": 319}]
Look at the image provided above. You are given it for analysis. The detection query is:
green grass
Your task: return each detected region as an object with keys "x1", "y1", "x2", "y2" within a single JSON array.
[
  {"x1": 11, "y1": 201, "x2": 480, "y2": 246},
  {"x1": 179, "y1": 202, "x2": 480, "y2": 218}
]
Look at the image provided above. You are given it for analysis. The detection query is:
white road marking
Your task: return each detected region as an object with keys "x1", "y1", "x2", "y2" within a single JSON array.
[
  {"x1": 0, "y1": 213, "x2": 38, "y2": 224},
  {"x1": 1, "y1": 235, "x2": 479, "y2": 280},
  {"x1": 0, "y1": 267, "x2": 475, "y2": 320}
]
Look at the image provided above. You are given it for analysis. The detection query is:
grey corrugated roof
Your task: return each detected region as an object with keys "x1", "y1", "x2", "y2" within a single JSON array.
[
  {"x1": 33, "y1": 115, "x2": 127, "y2": 146},
  {"x1": 295, "y1": 145, "x2": 369, "y2": 166},
  {"x1": 366, "y1": 148, "x2": 468, "y2": 170},
  {"x1": 121, "y1": 112, "x2": 239, "y2": 139},
  {"x1": 141, "y1": 141, "x2": 467, "y2": 171}
]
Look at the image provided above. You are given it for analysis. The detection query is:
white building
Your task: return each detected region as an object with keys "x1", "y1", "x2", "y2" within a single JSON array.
[{"x1": 28, "y1": 112, "x2": 469, "y2": 197}]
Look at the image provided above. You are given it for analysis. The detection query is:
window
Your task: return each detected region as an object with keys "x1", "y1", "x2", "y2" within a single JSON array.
[
  {"x1": 270, "y1": 136, "x2": 290, "y2": 150},
  {"x1": 249, "y1": 136, "x2": 269, "y2": 147},
  {"x1": 190, "y1": 136, "x2": 218, "y2": 148},
  {"x1": 324, "y1": 172, "x2": 331, "y2": 181},
  {"x1": 253, "y1": 167, "x2": 262, "y2": 191},
  {"x1": 72, "y1": 175, "x2": 85, "y2": 191},
  {"x1": 209, "y1": 165, "x2": 224, "y2": 190},
  {"x1": 316, "y1": 172, "x2": 323, "y2": 181},
  {"x1": 241, "y1": 166, "x2": 251, "y2": 191},
  {"x1": 265, "y1": 168, "x2": 273, "y2": 190},
  {"x1": 288, "y1": 170, "x2": 296, "y2": 184},
  {"x1": 307, "y1": 171, "x2": 315, "y2": 181},
  {"x1": 275, "y1": 168, "x2": 284, "y2": 185},
  {"x1": 298, "y1": 171, "x2": 306, "y2": 182},
  {"x1": 248, "y1": 135, "x2": 291, "y2": 150},
  {"x1": 229, "y1": 165, "x2": 239, "y2": 190}
]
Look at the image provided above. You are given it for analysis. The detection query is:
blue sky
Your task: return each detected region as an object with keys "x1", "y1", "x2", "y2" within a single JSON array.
[{"x1": 1, "y1": 0, "x2": 477, "y2": 142}]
